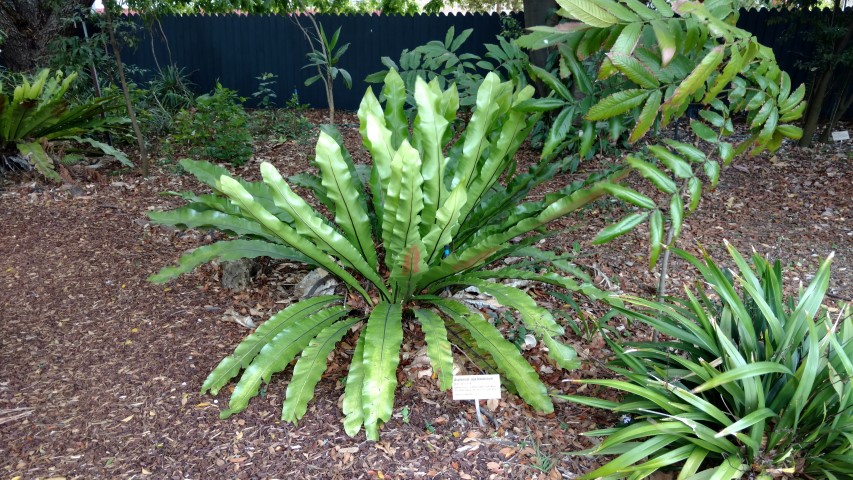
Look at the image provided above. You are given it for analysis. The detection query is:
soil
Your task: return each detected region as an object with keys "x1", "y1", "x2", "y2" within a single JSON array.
[{"x1": 1, "y1": 111, "x2": 851, "y2": 480}]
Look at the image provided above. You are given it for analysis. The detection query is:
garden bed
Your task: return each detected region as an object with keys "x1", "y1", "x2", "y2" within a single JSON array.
[{"x1": 1, "y1": 112, "x2": 851, "y2": 479}]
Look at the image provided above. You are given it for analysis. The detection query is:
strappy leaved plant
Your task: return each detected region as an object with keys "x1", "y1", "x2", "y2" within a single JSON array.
[
  {"x1": 149, "y1": 70, "x2": 647, "y2": 439},
  {"x1": 561, "y1": 244, "x2": 852, "y2": 478},
  {"x1": 0, "y1": 69, "x2": 129, "y2": 181}
]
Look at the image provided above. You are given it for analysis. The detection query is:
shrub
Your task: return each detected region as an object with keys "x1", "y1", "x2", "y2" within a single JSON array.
[
  {"x1": 169, "y1": 83, "x2": 253, "y2": 166},
  {"x1": 515, "y1": 0, "x2": 808, "y2": 270},
  {"x1": 0, "y1": 69, "x2": 130, "y2": 182},
  {"x1": 149, "y1": 71, "x2": 648, "y2": 440},
  {"x1": 366, "y1": 27, "x2": 529, "y2": 110},
  {"x1": 560, "y1": 243, "x2": 852, "y2": 478}
]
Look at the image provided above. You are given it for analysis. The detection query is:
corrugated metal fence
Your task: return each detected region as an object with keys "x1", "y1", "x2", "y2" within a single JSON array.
[
  {"x1": 120, "y1": 13, "x2": 521, "y2": 110},
  {"x1": 119, "y1": 10, "x2": 852, "y2": 112}
]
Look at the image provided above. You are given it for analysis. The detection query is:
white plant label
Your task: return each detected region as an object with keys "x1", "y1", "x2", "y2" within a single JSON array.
[
  {"x1": 831, "y1": 130, "x2": 850, "y2": 141},
  {"x1": 452, "y1": 375, "x2": 501, "y2": 400}
]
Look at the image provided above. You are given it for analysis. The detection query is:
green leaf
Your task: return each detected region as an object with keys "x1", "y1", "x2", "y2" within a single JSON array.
[
  {"x1": 458, "y1": 277, "x2": 563, "y2": 337},
  {"x1": 543, "y1": 107, "x2": 574, "y2": 159},
  {"x1": 649, "y1": 209, "x2": 663, "y2": 269},
  {"x1": 382, "y1": 69, "x2": 408, "y2": 149},
  {"x1": 69, "y1": 136, "x2": 133, "y2": 167},
  {"x1": 610, "y1": 54, "x2": 660, "y2": 89},
  {"x1": 692, "y1": 362, "x2": 791, "y2": 393},
  {"x1": 414, "y1": 309, "x2": 454, "y2": 390},
  {"x1": 451, "y1": 73, "x2": 513, "y2": 190},
  {"x1": 690, "y1": 120, "x2": 718, "y2": 143},
  {"x1": 586, "y1": 89, "x2": 651, "y2": 121},
  {"x1": 514, "y1": 97, "x2": 567, "y2": 112},
  {"x1": 422, "y1": 184, "x2": 467, "y2": 264},
  {"x1": 148, "y1": 207, "x2": 278, "y2": 242},
  {"x1": 670, "y1": 194, "x2": 684, "y2": 241},
  {"x1": 281, "y1": 316, "x2": 360, "y2": 423},
  {"x1": 381, "y1": 140, "x2": 425, "y2": 272},
  {"x1": 342, "y1": 333, "x2": 367, "y2": 437},
  {"x1": 529, "y1": 64, "x2": 573, "y2": 101},
  {"x1": 357, "y1": 89, "x2": 396, "y2": 189},
  {"x1": 314, "y1": 131, "x2": 378, "y2": 271},
  {"x1": 651, "y1": 19, "x2": 676, "y2": 66},
  {"x1": 218, "y1": 176, "x2": 371, "y2": 301},
  {"x1": 220, "y1": 305, "x2": 349, "y2": 417},
  {"x1": 593, "y1": 212, "x2": 649, "y2": 244},
  {"x1": 260, "y1": 162, "x2": 388, "y2": 298},
  {"x1": 17, "y1": 141, "x2": 60, "y2": 183},
  {"x1": 630, "y1": 89, "x2": 662, "y2": 143},
  {"x1": 667, "y1": 46, "x2": 724, "y2": 109},
  {"x1": 543, "y1": 335, "x2": 581, "y2": 370},
  {"x1": 556, "y1": 0, "x2": 620, "y2": 27},
  {"x1": 627, "y1": 156, "x2": 676, "y2": 194},
  {"x1": 602, "y1": 183, "x2": 656, "y2": 209},
  {"x1": 201, "y1": 296, "x2": 341, "y2": 396},
  {"x1": 648, "y1": 145, "x2": 692, "y2": 179},
  {"x1": 361, "y1": 302, "x2": 404, "y2": 440},
  {"x1": 148, "y1": 239, "x2": 313, "y2": 284},
  {"x1": 413, "y1": 77, "x2": 451, "y2": 232},
  {"x1": 432, "y1": 299, "x2": 553, "y2": 412},
  {"x1": 714, "y1": 408, "x2": 777, "y2": 439}
]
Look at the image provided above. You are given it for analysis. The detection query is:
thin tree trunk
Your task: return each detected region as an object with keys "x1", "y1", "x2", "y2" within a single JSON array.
[
  {"x1": 798, "y1": 17, "x2": 853, "y2": 148},
  {"x1": 104, "y1": 1, "x2": 149, "y2": 176},
  {"x1": 799, "y1": 69, "x2": 833, "y2": 147},
  {"x1": 522, "y1": 0, "x2": 558, "y2": 97}
]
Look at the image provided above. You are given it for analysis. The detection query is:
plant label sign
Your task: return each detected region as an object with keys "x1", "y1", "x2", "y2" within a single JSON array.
[
  {"x1": 831, "y1": 130, "x2": 850, "y2": 142},
  {"x1": 452, "y1": 375, "x2": 501, "y2": 400}
]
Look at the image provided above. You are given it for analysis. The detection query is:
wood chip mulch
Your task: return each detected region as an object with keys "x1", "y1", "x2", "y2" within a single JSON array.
[{"x1": 1, "y1": 111, "x2": 850, "y2": 479}]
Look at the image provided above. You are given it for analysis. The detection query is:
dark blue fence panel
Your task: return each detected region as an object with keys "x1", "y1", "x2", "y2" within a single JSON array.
[
  {"x1": 121, "y1": 13, "x2": 520, "y2": 110},
  {"x1": 119, "y1": 10, "x2": 851, "y2": 117}
]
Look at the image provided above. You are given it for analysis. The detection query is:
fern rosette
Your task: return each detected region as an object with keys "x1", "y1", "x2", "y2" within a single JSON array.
[{"x1": 150, "y1": 70, "x2": 638, "y2": 439}]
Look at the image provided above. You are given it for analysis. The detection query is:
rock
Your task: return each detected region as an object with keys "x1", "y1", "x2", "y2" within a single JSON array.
[
  {"x1": 294, "y1": 268, "x2": 338, "y2": 298},
  {"x1": 221, "y1": 258, "x2": 258, "y2": 291}
]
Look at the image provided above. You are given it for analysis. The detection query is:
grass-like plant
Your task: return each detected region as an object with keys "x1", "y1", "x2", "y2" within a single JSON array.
[
  {"x1": 150, "y1": 70, "x2": 641, "y2": 439},
  {"x1": 561, "y1": 243, "x2": 852, "y2": 478}
]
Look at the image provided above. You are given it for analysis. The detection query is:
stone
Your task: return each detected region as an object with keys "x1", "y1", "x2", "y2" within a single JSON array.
[
  {"x1": 220, "y1": 258, "x2": 258, "y2": 291},
  {"x1": 293, "y1": 268, "x2": 338, "y2": 298}
]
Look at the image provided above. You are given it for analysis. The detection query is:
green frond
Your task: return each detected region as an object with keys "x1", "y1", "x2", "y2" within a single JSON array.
[
  {"x1": 342, "y1": 333, "x2": 367, "y2": 437},
  {"x1": 314, "y1": 131, "x2": 378, "y2": 270},
  {"x1": 281, "y1": 316, "x2": 360, "y2": 423},
  {"x1": 414, "y1": 309, "x2": 454, "y2": 390},
  {"x1": 220, "y1": 305, "x2": 349, "y2": 418},
  {"x1": 430, "y1": 299, "x2": 553, "y2": 412},
  {"x1": 361, "y1": 303, "x2": 404, "y2": 440},
  {"x1": 218, "y1": 175, "x2": 371, "y2": 302},
  {"x1": 260, "y1": 162, "x2": 388, "y2": 298},
  {"x1": 202, "y1": 296, "x2": 341, "y2": 395},
  {"x1": 148, "y1": 239, "x2": 313, "y2": 284}
]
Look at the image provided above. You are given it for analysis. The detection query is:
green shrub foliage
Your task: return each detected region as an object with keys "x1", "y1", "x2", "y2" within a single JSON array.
[
  {"x1": 151, "y1": 71, "x2": 635, "y2": 439},
  {"x1": 0, "y1": 69, "x2": 129, "y2": 181},
  {"x1": 518, "y1": 0, "x2": 806, "y2": 264},
  {"x1": 561, "y1": 244, "x2": 852, "y2": 478},
  {"x1": 169, "y1": 83, "x2": 253, "y2": 166}
]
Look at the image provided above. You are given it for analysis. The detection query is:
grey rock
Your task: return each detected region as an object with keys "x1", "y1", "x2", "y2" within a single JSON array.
[
  {"x1": 294, "y1": 268, "x2": 338, "y2": 298},
  {"x1": 221, "y1": 258, "x2": 258, "y2": 291}
]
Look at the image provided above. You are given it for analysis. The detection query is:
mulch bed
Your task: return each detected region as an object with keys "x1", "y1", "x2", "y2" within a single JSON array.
[{"x1": 1, "y1": 111, "x2": 851, "y2": 479}]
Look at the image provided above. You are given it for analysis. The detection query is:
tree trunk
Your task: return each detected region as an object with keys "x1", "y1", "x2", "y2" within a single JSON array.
[
  {"x1": 0, "y1": 0, "x2": 93, "y2": 72},
  {"x1": 798, "y1": 17, "x2": 853, "y2": 148},
  {"x1": 103, "y1": 1, "x2": 149, "y2": 176},
  {"x1": 799, "y1": 68, "x2": 833, "y2": 147},
  {"x1": 522, "y1": 0, "x2": 558, "y2": 96}
]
